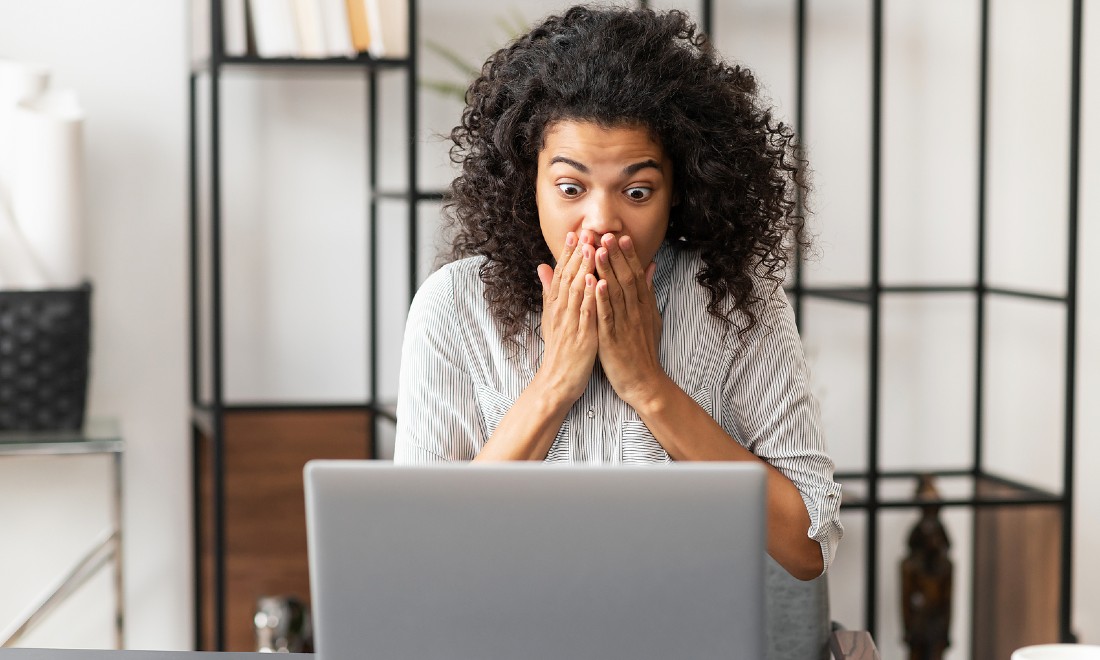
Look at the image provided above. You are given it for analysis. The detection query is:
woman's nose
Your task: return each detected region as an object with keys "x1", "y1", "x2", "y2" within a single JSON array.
[{"x1": 580, "y1": 192, "x2": 622, "y2": 238}]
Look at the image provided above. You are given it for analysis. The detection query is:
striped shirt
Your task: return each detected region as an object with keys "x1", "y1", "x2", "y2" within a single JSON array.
[{"x1": 394, "y1": 241, "x2": 843, "y2": 572}]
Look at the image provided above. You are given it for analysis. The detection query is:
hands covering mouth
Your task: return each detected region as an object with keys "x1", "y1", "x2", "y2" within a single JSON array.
[{"x1": 536, "y1": 230, "x2": 663, "y2": 409}]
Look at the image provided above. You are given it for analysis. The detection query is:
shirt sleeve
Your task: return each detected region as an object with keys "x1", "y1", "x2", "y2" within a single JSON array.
[
  {"x1": 721, "y1": 287, "x2": 844, "y2": 575},
  {"x1": 393, "y1": 265, "x2": 483, "y2": 464}
]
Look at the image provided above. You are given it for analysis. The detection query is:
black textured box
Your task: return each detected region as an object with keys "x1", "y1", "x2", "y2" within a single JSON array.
[{"x1": 0, "y1": 284, "x2": 92, "y2": 431}]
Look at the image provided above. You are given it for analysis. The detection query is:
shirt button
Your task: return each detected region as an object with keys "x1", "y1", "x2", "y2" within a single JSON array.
[{"x1": 586, "y1": 408, "x2": 595, "y2": 419}]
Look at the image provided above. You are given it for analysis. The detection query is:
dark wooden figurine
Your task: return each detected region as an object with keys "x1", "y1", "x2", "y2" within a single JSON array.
[{"x1": 901, "y1": 474, "x2": 953, "y2": 660}]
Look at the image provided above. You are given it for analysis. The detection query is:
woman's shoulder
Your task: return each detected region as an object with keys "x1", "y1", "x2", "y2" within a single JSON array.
[
  {"x1": 410, "y1": 255, "x2": 489, "y2": 316},
  {"x1": 663, "y1": 242, "x2": 792, "y2": 338},
  {"x1": 673, "y1": 242, "x2": 787, "y2": 299}
]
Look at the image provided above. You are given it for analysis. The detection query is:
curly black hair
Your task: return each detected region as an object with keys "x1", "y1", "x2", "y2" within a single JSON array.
[{"x1": 445, "y1": 4, "x2": 810, "y2": 344}]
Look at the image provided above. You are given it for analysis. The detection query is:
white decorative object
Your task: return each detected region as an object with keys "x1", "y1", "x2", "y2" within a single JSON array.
[
  {"x1": 10, "y1": 89, "x2": 86, "y2": 288},
  {"x1": 0, "y1": 193, "x2": 47, "y2": 287},
  {"x1": 0, "y1": 60, "x2": 50, "y2": 205},
  {"x1": 1013, "y1": 645, "x2": 1100, "y2": 660}
]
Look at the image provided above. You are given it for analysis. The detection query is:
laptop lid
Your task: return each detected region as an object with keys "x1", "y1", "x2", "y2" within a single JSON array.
[{"x1": 304, "y1": 461, "x2": 766, "y2": 660}]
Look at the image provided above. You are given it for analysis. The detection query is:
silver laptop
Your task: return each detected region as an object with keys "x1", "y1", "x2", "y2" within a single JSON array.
[{"x1": 304, "y1": 461, "x2": 766, "y2": 660}]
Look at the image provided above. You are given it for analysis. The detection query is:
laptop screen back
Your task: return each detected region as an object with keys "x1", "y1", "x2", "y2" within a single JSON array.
[{"x1": 304, "y1": 461, "x2": 766, "y2": 660}]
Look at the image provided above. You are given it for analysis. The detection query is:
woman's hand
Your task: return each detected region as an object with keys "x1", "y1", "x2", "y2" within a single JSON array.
[
  {"x1": 592, "y1": 233, "x2": 665, "y2": 408},
  {"x1": 534, "y1": 231, "x2": 599, "y2": 408}
]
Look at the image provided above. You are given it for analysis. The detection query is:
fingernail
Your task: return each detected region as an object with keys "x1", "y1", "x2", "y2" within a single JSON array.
[
  {"x1": 597, "y1": 249, "x2": 608, "y2": 265},
  {"x1": 620, "y1": 235, "x2": 633, "y2": 251},
  {"x1": 566, "y1": 232, "x2": 576, "y2": 247}
]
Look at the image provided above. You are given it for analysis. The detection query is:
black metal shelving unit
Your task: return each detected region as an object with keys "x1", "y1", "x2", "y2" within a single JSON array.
[
  {"x1": 187, "y1": 0, "x2": 422, "y2": 649},
  {"x1": 772, "y1": 0, "x2": 1081, "y2": 649},
  {"x1": 187, "y1": 0, "x2": 1081, "y2": 652}
]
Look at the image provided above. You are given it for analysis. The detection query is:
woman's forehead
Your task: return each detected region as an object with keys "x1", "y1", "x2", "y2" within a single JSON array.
[
  {"x1": 540, "y1": 116, "x2": 661, "y2": 145},
  {"x1": 539, "y1": 119, "x2": 667, "y2": 165}
]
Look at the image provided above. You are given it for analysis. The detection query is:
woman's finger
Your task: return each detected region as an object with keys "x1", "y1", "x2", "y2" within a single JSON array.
[
  {"x1": 549, "y1": 231, "x2": 579, "y2": 301},
  {"x1": 555, "y1": 240, "x2": 586, "y2": 305},
  {"x1": 602, "y1": 233, "x2": 639, "y2": 303},
  {"x1": 595, "y1": 245, "x2": 628, "y2": 319},
  {"x1": 566, "y1": 244, "x2": 593, "y2": 310},
  {"x1": 537, "y1": 263, "x2": 554, "y2": 297},
  {"x1": 617, "y1": 235, "x2": 649, "y2": 298},
  {"x1": 580, "y1": 273, "x2": 598, "y2": 334},
  {"x1": 594, "y1": 277, "x2": 614, "y2": 336}
]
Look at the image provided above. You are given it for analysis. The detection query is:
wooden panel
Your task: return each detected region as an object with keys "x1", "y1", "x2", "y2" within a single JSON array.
[
  {"x1": 972, "y1": 480, "x2": 1061, "y2": 660},
  {"x1": 197, "y1": 409, "x2": 371, "y2": 651},
  {"x1": 196, "y1": 427, "x2": 216, "y2": 650}
]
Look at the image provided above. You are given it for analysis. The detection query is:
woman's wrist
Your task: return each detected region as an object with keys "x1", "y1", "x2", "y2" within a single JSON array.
[
  {"x1": 529, "y1": 367, "x2": 584, "y2": 418},
  {"x1": 624, "y1": 373, "x2": 676, "y2": 419},
  {"x1": 478, "y1": 370, "x2": 577, "y2": 462}
]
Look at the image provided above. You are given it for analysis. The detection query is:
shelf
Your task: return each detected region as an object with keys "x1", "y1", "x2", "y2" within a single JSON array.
[
  {"x1": 372, "y1": 402, "x2": 397, "y2": 423},
  {"x1": 191, "y1": 53, "x2": 409, "y2": 74},
  {"x1": 835, "y1": 470, "x2": 1063, "y2": 509},
  {"x1": 191, "y1": 403, "x2": 373, "y2": 438},
  {"x1": 189, "y1": 0, "x2": 424, "y2": 649},
  {"x1": 375, "y1": 190, "x2": 448, "y2": 202},
  {"x1": 190, "y1": 406, "x2": 213, "y2": 439},
  {"x1": 0, "y1": 418, "x2": 123, "y2": 456},
  {"x1": 795, "y1": 286, "x2": 874, "y2": 305},
  {"x1": 985, "y1": 286, "x2": 1068, "y2": 304},
  {"x1": 791, "y1": 283, "x2": 1069, "y2": 307},
  {"x1": 192, "y1": 408, "x2": 371, "y2": 650}
]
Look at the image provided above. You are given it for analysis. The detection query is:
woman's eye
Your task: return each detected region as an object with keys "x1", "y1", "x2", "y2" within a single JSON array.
[
  {"x1": 625, "y1": 186, "x2": 653, "y2": 201},
  {"x1": 556, "y1": 182, "x2": 583, "y2": 197}
]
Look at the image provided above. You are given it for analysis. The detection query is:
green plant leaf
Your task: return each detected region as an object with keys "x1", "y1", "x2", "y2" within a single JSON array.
[
  {"x1": 421, "y1": 8, "x2": 530, "y2": 101},
  {"x1": 419, "y1": 79, "x2": 469, "y2": 101},
  {"x1": 423, "y1": 39, "x2": 480, "y2": 78}
]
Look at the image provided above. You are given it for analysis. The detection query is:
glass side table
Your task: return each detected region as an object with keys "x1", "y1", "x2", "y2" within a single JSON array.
[{"x1": 0, "y1": 419, "x2": 124, "y2": 648}]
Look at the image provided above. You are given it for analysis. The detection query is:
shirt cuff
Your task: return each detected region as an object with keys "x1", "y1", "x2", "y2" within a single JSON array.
[{"x1": 801, "y1": 481, "x2": 844, "y2": 575}]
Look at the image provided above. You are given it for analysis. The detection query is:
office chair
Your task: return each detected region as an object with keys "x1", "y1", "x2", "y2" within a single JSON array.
[{"x1": 765, "y1": 557, "x2": 880, "y2": 660}]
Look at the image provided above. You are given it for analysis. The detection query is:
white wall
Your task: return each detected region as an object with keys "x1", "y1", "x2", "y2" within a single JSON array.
[
  {"x1": 0, "y1": 0, "x2": 1096, "y2": 654},
  {"x1": 0, "y1": 0, "x2": 190, "y2": 650}
]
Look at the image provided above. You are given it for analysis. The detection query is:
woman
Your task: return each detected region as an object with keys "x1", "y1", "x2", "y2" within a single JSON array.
[{"x1": 394, "y1": 5, "x2": 842, "y2": 581}]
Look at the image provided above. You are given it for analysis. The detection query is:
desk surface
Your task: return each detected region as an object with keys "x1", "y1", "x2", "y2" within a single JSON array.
[
  {"x1": 1, "y1": 639, "x2": 878, "y2": 660},
  {"x1": 0, "y1": 651, "x2": 307, "y2": 660}
]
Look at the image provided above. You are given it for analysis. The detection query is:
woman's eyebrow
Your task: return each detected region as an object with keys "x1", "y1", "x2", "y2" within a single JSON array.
[
  {"x1": 622, "y1": 159, "x2": 661, "y2": 176},
  {"x1": 548, "y1": 155, "x2": 589, "y2": 172},
  {"x1": 547, "y1": 156, "x2": 662, "y2": 176}
]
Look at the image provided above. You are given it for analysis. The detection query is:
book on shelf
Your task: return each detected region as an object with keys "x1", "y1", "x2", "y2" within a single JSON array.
[
  {"x1": 345, "y1": 0, "x2": 371, "y2": 53},
  {"x1": 320, "y1": 0, "x2": 356, "y2": 57},
  {"x1": 291, "y1": 0, "x2": 328, "y2": 58},
  {"x1": 248, "y1": 0, "x2": 299, "y2": 58},
  {"x1": 191, "y1": 0, "x2": 210, "y2": 63},
  {"x1": 198, "y1": 0, "x2": 407, "y2": 61},
  {"x1": 223, "y1": 0, "x2": 249, "y2": 56},
  {"x1": 365, "y1": 0, "x2": 408, "y2": 58}
]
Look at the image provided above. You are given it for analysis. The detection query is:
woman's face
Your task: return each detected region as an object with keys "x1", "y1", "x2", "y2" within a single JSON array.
[{"x1": 535, "y1": 119, "x2": 674, "y2": 266}]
